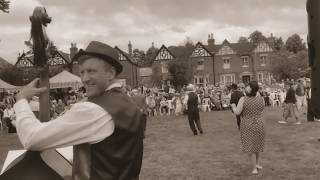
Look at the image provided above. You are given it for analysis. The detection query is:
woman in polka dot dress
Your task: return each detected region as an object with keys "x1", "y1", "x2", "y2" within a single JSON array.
[{"x1": 231, "y1": 81, "x2": 265, "y2": 175}]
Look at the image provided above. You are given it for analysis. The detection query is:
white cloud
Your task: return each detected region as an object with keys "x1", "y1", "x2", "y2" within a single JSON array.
[{"x1": 0, "y1": 0, "x2": 309, "y2": 64}]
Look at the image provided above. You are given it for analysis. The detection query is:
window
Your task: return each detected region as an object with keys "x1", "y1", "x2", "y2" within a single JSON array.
[
  {"x1": 139, "y1": 67, "x2": 152, "y2": 77},
  {"x1": 242, "y1": 56, "x2": 249, "y2": 67},
  {"x1": 223, "y1": 58, "x2": 230, "y2": 69},
  {"x1": 220, "y1": 74, "x2": 235, "y2": 85},
  {"x1": 199, "y1": 77, "x2": 204, "y2": 84},
  {"x1": 258, "y1": 73, "x2": 263, "y2": 82},
  {"x1": 161, "y1": 62, "x2": 168, "y2": 73},
  {"x1": 194, "y1": 75, "x2": 208, "y2": 86},
  {"x1": 260, "y1": 55, "x2": 267, "y2": 66},
  {"x1": 197, "y1": 60, "x2": 204, "y2": 70}
]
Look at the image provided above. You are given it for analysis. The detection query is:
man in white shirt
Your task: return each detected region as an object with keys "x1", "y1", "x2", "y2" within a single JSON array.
[{"x1": 13, "y1": 41, "x2": 144, "y2": 180}]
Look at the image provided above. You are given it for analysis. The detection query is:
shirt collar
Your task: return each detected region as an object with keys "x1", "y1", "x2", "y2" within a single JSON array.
[{"x1": 105, "y1": 81, "x2": 123, "y2": 91}]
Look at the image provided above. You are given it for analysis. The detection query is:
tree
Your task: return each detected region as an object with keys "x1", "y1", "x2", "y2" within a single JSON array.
[
  {"x1": 150, "y1": 66, "x2": 163, "y2": 87},
  {"x1": 267, "y1": 34, "x2": 284, "y2": 51},
  {"x1": 0, "y1": 0, "x2": 10, "y2": 13},
  {"x1": 132, "y1": 49, "x2": 146, "y2": 66},
  {"x1": 168, "y1": 60, "x2": 193, "y2": 90},
  {"x1": 0, "y1": 66, "x2": 24, "y2": 85},
  {"x1": 145, "y1": 44, "x2": 158, "y2": 66},
  {"x1": 248, "y1": 30, "x2": 266, "y2": 44},
  {"x1": 271, "y1": 49, "x2": 309, "y2": 80},
  {"x1": 238, "y1": 36, "x2": 249, "y2": 44},
  {"x1": 274, "y1": 37, "x2": 284, "y2": 51},
  {"x1": 285, "y1": 34, "x2": 306, "y2": 54}
]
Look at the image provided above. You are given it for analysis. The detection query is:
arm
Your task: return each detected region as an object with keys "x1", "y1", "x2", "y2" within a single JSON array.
[
  {"x1": 14, "y1": 99, "x2": 114, "y2": 151},
  {"x1": 231, "y1": 97, "x2": 244, "y2": 115}
]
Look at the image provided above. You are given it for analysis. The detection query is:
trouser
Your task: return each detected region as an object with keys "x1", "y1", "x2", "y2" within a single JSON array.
[
  {"x1": 236, "y1": 115, "x2": 241, "y2": 130},
  {"x1": 142, "y1": 113, "x2": 147, "y2": 138},
  {"x1": 307, "y1": 99, "x2": 316, "y2": 121},
  {"x1": 188, "y1": 110, "x2": 203, "y2": 134}
]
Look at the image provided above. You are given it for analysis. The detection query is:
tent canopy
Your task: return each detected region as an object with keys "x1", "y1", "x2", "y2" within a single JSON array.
[
  {"x1": 50, "y1": 70, "x2": 82, "y2": 89},
  {"x1": 0, "y1": 79, "x2": 20, "y2": 92}
]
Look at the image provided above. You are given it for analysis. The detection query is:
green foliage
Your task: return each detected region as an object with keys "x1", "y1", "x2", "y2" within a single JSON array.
[
  {"x1": 271, "y1": 49, "x2": 309, "y2": 80},
  {"x1": 0, "y1": 66, "x2": 25, "y2": 85},
  {"x1": 238, "y1": 36, "x2": 249, "y2": 44},
  {"x1": 151, "y1": 66, "x2": 163, "y2": 87},
  {"x1": 267, "y1": 35, "x2": 284, "y2": 51},
  {"x1": 285, "y1": 34, "x2": 306, "y2": 54},
  {"x1": 168, "y1": 60, "x2": 193, "y2": 90},
  {"x1": 249, "y1": 30, "x2": 266, "y2": 44},
  {"x1": 0, "y1": 0, "x2": 10, "y2": 13}
]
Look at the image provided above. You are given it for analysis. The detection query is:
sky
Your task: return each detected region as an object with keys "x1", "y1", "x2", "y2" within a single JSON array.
[{"x1": 0, "y1": 0, "x2": 308, "y2": 64}]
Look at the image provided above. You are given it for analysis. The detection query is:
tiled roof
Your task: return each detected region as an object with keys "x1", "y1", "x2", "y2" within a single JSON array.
[
  {"x1": 204, "y1": 42, "x2": 261, "y2": 55},
  {"x1": 57, "y1": 51, "x2": 71, "y2": 63}
]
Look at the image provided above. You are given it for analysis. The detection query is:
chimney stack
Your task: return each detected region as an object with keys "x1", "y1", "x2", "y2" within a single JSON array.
[
  {"x1": 128, "y1": 41, "x2": 133, "y2": 57},
  {"x1": 207, "y1": 33, "x2": 215, "y2": 47},
  {"x1": 70, "y1": 43, "x2": 78, "y2": 60}
]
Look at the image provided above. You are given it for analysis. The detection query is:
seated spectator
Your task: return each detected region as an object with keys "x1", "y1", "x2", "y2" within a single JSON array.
[
  {"x1": 3, "y1": 104, "x2": 16, "y2": 133},
  {"x1": 160, "y1": 97, "x2": 169, "y2": 115}
]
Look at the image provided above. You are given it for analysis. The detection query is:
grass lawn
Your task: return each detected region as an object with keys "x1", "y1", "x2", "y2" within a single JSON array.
[
  {"x1": 0, "y1": 107, "x2": 320, "y2": 179},
  {"x1": 140, "y1": 107, "x2": 320, "y2": 180}
]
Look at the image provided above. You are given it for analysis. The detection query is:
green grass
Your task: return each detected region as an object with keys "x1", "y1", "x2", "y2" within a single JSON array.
[
  {"x1": 141, "y1": 107, "x2": 320, "y2": 180},
  {"x1": 1, "y1": 107, "x2": 320, "y2": 179}
]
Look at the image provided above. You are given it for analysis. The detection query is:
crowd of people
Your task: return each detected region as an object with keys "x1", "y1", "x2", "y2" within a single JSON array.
[{"x1": 0, "y1": 76, "x2": 316, "y2": 134}]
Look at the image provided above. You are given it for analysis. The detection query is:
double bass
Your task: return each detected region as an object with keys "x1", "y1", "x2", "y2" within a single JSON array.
[{"x1": 0, "y1": 7, "x2": 69, "y2": 180}]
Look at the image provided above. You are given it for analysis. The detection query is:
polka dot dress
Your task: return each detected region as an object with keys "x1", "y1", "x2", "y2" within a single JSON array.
[{"x1": 240, "y1": 96, "x2": 265, "y2": 153}]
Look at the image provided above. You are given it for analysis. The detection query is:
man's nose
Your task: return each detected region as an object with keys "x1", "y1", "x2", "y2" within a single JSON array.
[{"x1": 81, "y1": 72, "x2": 90, "y2": 83}]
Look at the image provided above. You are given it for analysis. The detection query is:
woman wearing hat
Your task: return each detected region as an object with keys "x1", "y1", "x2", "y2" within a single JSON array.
[{"x1": 231, "y1": 81, "x2": 265, "y2": 175}]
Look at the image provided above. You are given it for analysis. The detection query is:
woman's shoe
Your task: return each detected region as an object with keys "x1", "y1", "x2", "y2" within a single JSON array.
[
  {"x1": 256, "y1": 165, "x2": 263, "y2": 169},
  {"x1": 251, "y1": 168, "x2": 258, "y2": 175}
]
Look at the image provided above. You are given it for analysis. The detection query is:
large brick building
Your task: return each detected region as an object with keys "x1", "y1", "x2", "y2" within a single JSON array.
[
  {"x1": 137, "y1": 34, "x2": 275, "y2": 87},
  {"x1": 15, "y1": 35, "x2": 275, "y2": 88}
]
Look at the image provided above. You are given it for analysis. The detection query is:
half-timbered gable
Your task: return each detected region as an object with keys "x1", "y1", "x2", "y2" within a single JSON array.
[
  {"x1": 47, "y1": 51, "x2": 70, "y2": 66},
  {"x1": 15, "y1": 53, "x2": 34, "y2": 68},
  {"x1": 253, "y1": 41, "x2": 273, "y2": 53},
  {"x1": 154, "y1": 45, "x2": 175, "y2": 61},
  {"x1": 216, "y1": 40, "x2": 236, "y2": 55},
  {"x1": 191, "y1": 42, "x2": 213, "y2": 57}
]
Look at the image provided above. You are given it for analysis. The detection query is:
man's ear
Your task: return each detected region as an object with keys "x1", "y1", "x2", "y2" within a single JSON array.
[{"x1": 106, "y1": 67, "x2": 116, "y2": 80}]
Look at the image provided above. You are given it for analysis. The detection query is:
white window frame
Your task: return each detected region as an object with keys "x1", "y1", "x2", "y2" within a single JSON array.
[
  {"x1": 161, "y1": 62, "x2": 168, "y2": 73},
  {"x1": 257, "y1": 72, "x2": 263, "y2": 82},
  {"x1": 197, "y1": 59, "x2": 205, "y2": 70},
  {"x1": 241, "y1": 56, "x2": 249, "y2": 67},
  {"x1": 223, "y1": 57, "x2": 231, "y2": 69},
  {"x1": 194, "y1": 75, "x2": 209, "y2": 87},
  {"x1": 260, "y1": 55, "x2": 267, "y2": 66},
  {"x1": 220, "y1": 74, "x2": 235, "y2": 85}
]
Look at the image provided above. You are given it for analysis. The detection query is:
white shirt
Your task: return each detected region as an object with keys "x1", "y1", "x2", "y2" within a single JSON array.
[{"x1": 13, "y1": 82, "x2": 123, "y2": 151}]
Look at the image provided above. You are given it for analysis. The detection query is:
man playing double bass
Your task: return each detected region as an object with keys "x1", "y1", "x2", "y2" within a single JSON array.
[{"x1": 13, "y1": 41, "x2": 145, "y2": 180}]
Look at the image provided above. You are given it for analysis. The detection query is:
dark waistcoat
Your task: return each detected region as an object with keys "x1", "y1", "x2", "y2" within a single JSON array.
[{"x1": 73, "y1": 88, "x2": 144, "y2": 180}]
